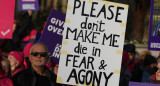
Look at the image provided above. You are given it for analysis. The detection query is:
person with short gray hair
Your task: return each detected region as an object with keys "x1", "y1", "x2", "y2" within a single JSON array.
[{"x1": 12, "y1": 43, "x2": 62, "y2": 86}]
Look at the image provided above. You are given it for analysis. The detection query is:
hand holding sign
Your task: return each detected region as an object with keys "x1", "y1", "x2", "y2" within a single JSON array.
[{"x1": 28, "y1": 10, "x2": 32, "y2": 16}]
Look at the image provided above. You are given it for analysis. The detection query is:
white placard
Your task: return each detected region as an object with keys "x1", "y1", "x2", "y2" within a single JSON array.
[{"x1": 57, "y1": 0, "x2": 129, "y2": 86}]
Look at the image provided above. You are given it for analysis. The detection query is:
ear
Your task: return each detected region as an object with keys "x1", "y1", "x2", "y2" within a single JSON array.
[
  {"x1": 15, "y1": 61, "x2": 19, "y2": 67},
  {"x1": 29, "y1": 55, "x2": 32, "y2": 62}
]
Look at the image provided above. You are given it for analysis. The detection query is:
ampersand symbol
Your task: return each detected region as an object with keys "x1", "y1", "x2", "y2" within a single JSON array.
[{"x1": 99, "y1": 60, "x2": 107, "y2": 70}]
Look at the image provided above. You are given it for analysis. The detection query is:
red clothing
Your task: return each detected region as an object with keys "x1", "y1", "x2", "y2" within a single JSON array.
[
  {"x1": 0, "y1": 69, "x2": 13, "y2": 86},
  {"x1": 22, "y1": 35, "x2": 30, "y2": 41},
  {"x1": 30, "y1": 29, "x2": 37, "y2": 37},
  {"x1": 12, "y1": 67, "x2": 23, "y2": 77},
  {"x1": 151, "y1": 74, "x2": 156, "y2": 80},
  {"x1": 23, "y1": 60, "x2": 28, "y2": 69},
  {"x1": 22, "y1": 29, "x2": 37, "y2": 41},
  {"x1": 127, "y1": 59, "x2": 135, "y2": 73}
]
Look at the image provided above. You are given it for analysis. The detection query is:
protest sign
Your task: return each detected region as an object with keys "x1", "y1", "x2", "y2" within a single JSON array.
[
  {"x1": 39, "y1": 9, "x2": 65, "y2": 64},
  {"x1": 18, "y1": 0, "x2": 39, "y2": 11},
  {"x1": 57, "y1": 0, "x2": 128, "y2": 86},
  {"x1": 129, "y1": 82, "x2": 159, "y2": 86},
  {"x1": 0, "y1": 0, "x2": 15, "y2": 39},
  {"x1": 148, "y1": 0, "x2": 160, "y2": 51}
]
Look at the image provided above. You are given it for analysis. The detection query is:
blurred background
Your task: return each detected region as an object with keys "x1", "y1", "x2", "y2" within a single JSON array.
[
  {"x1": 14, "y1": 0, "x2": 151, "y2": 43},
  {"x1": 14, "y1": 0, "x2": 150, "y2": 42},
  {"x1": 13, "y1": 0, "x2": 160, "y2": 56}
]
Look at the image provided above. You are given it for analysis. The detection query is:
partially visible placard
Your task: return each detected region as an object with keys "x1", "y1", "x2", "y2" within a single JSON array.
[
  {"x1": 148, "y1": 0, "x2": 160, "y2": 51},
  {"x1": 129, "y1": 82, "x2": 159, "y2": 86},
  {"x1": 0, "y1": 0, "x2": 15, "y2": 39},
  {"x1": 18, "y1": 0, "x2": 39, "y2": 11},
  {"x1": 39, "y1": 9, "x2": 65, "y2": 64}
]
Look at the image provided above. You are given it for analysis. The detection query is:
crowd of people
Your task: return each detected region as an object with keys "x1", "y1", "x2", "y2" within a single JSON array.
[
  {"x1": 0, "y1": 10, "x2": 64, "y2": 86},
  {"x1": 1, "y1": 42, "x2": 160, "y2": 86},
  {"x1": 120, "y1": 44, "x2": 160, "y2": 86},
  {"x1": 0, "y1": 42, "x2": 64, "y2": 86},
  {"x1": 0, "y1": 10, "x2": 160, "y2": 86}
]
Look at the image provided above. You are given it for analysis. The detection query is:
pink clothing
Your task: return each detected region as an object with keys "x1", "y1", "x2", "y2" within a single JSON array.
[
  {"x1": 23, "y1": 42, "x2": 34, "y2": 57},
  {"x1": 23, "y1": 60, "x2": 28, "y2": 69},
  {"x1": 8, "y1": 51, "x2": 24, "y2": 66},
  {"x1": 12, "y1": 67, "x2": 23, "y2": 77},
  {"x1": 21, "y1": 29, "x2": 38, "y2": 41},
  {"x1": 12, "y1": 68, "x2": 23, "y2": 77},
  {"x1": 30, "y1": 29, "x2": 37, "y2": 37},
  {"x1": 23, "y1": 42, "x2": 34, "y2": 69},
  {"x1": 122, "y1": 51, "x2": 129, "y2": 64},
  {"x1": 22, "y1": 35, "x2": 30, "y2": 41},
  {"x1": 41, "y1": 21, "x2": 47, "y2": 33},
  {"x1": 122, "y1": 51, "x2": 135, "y2": 73},
  {"x1": 45, "y1": 61, "x2": 53, "y2": 68},
  {"x1": 0, "y1": 49, "x2": 2, "y2": 57},
  {"x1": 0, "y1": 70, "x2": 13, "y2": 86},
  {"x1": 127, "y1": 59, "x2": 135, "y2": 73}
]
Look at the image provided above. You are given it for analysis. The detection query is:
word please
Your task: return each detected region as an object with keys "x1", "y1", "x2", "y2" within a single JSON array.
[{"x1": 73, "y1": 0, "x2": 125, "y2": 23}]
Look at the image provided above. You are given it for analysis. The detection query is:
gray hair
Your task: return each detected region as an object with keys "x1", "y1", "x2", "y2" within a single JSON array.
[{"x1": 30, "y1": 43, "x2": 49, "y2": 54}]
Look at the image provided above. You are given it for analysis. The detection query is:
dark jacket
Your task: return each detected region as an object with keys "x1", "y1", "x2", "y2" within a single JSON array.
[
  {"x1": 12, "y1": 15, "x2": 32, "y2": 51},
  {"x1": 130, "y1": 63, "x2": 144, "y2": 82},
  {"x1": 12, "y1": 65, "x2": 61, "y2": 86},
  {"x1": 119, "y1": 69, "x2": 132, "y2": 86}
]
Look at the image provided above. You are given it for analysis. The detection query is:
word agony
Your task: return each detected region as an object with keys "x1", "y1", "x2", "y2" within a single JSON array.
[{"x1": 67, "y1": 69, "x2": 113, "y2": 86}]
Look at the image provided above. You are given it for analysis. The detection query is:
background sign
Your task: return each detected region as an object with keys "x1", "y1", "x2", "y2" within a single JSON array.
[
  {"x1": 18, "y1": 0, "x2": 39, "y2": 11},
  {"x1": 148, "y1": 0, "x2": 160, "y2": 51},
  {"x1": 57, "y1": 0, "x2": 128, "y2": 86},
  {"x1": 0, "y1": 0, "x2": 15, "y2": 39},
  {"x1": 129, "y1": 82, "x2": 159, "y2": 86},
  {"x1": 39, "y1": 9, "x2": 65, "y2": 64}
]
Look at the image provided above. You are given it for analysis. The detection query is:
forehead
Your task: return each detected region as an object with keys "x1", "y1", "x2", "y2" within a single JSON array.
[
  {"x1": 31, "y1": 44, "x2": 47, "y2": 52},
  {"x1": 8, "y1": 55, "x2": 15, "y2": 58},
  {"x1": 8, "y1": 55, "x2": 17, "y2": 61},
  {"x1": 128, "y1": 53, "x2": 134, "y2": 55},
  {"x1": 1, "y1": 60, "x2": 7, "y2": 64}
]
